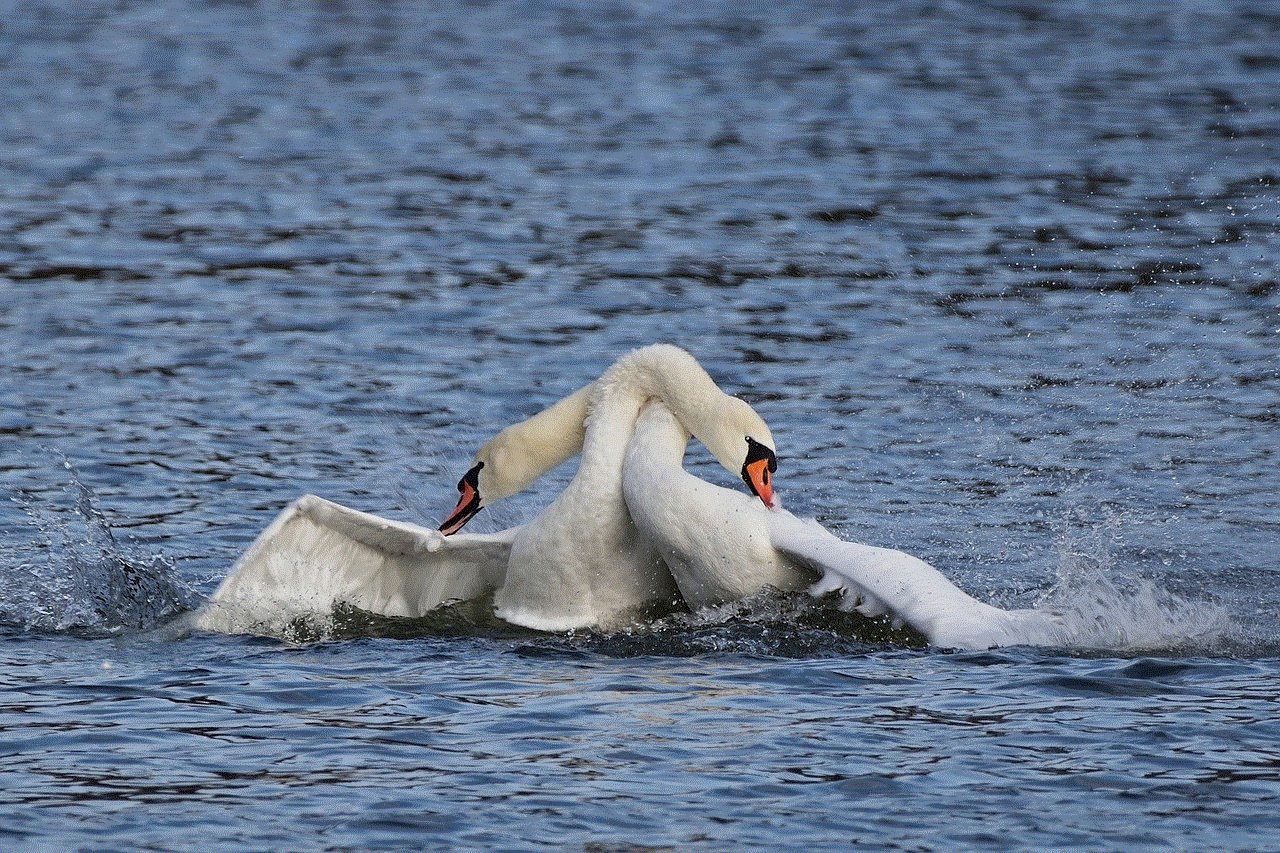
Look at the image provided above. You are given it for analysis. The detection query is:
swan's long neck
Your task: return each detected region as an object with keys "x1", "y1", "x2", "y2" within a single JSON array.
[
  {"x1": 624, "y1": 401, "x2": 690, "y2": 474},
  {"x1": 596, "y1": 345, "x2": 763, "y2": 477},
  {"x1": 478, "y1": 344, "x2": 767, "y2": 500},
  {"x1": 478, "y1": 383, "x2": 592, "y2": 500}
]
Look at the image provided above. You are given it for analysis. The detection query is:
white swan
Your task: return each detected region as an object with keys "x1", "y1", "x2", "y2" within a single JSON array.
[
  {"x1": 443, "y1": 344, "x2": 779, "y2": 630},
  {"x1": 195, "y1": 344, "x2": 779, "y2": 634},
  {"x1": 194, "y1": 345, "x2": 1066, "y2": 649},
  {"x1": 624, "y1": 402, "x2": 1064, "y2": 648},
  {"x1": 622, "y1": 400, "x2": 814, "y2": 606},
  {"x1": 624, "y1": 400, "x2": 1068, "y2": 649}
]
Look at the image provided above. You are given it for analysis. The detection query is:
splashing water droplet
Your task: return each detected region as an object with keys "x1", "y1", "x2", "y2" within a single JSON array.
[{"x1": 1, "y1": 450, "x2": 199, "y2": 636}]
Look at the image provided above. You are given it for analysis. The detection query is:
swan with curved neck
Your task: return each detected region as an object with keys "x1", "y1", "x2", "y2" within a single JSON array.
[
  {"x1": 195, "y1": 344, "x2": 1066, "y2": 649},
  {"x1": 621, "y1": 399, "x2": 1066, "y2": 647},
  {"x1": 441, "y1": 344, "x2": 780, "y2": 630},
  {"x1": 440, "y1": 345, "x2": 776, "y2": 536},
  {"x1": 622, "y1": 400, "x2": 813, "y2": 607}
]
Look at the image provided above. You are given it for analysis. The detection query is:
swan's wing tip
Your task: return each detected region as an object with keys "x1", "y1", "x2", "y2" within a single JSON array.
[
  {"x1": 201, "y1": 496, "x2": 513, "y2": 635},
  {"x1": 778, "y1": 514, "x2": 1070, "y2": 650}
]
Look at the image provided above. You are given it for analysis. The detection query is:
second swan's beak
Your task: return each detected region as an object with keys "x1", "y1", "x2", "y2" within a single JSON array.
[
  {"x1": 440, "y1": 461, "x2": 484, "y2": 535},
  {"x1": 741, "y1": 437, "x2": 777, "y2": 509}
]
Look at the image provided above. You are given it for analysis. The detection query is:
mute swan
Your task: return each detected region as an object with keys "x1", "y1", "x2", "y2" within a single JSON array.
[
  {"x1": 195, "y1": 344, "x2": 779, "y2": 634},
  {"x1": 622, "y1": 400, "x2": 815, "y2": 606},
  {"x1": 624, "y1": 400, "x2": 1068, "y2": 649},
  {"x1": 442, "y1": 344, "x2": 779, "y2": 630},
  {"x1": 194, "y1": 345, "x2": 1065, "y2": 648}
]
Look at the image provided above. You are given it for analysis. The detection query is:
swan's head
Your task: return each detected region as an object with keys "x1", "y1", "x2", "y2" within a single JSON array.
[
  {"x1": 439, "y1": 426, "x2": 547, "y2": 535},
  {"x1": 704, "y1": 395, "x2": 778, "y2": 509},
  {"x1": 741, "y1": 435, "x2": 778, "y2": 509}
]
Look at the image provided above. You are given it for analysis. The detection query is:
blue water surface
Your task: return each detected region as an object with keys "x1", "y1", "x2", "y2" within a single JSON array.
[{"x1": 2, "y1": 1, "x2": 1278, "y2": 851}]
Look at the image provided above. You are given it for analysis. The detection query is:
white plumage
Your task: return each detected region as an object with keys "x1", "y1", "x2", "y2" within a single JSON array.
[{"x1": 195, "y1": 345, "x2": 1065, "y2": 649}]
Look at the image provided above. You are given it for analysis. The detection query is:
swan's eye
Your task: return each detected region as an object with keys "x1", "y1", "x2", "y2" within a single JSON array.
[{"x1": 744, "y1": 436, "x2": 776, "y2": 470}]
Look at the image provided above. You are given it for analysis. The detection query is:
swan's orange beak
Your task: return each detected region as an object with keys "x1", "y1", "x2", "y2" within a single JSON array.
[
  {"x1": 741, "y1": 438, "x2": 777, "y2": 509},
  {"x1": 440, "y1": 461, "x2": 484, "y2": 535}
]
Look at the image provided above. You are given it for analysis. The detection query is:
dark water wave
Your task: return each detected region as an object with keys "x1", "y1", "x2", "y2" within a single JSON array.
[{"x1": 1, "y1": 0, "x2": 1277, "y2": 296}]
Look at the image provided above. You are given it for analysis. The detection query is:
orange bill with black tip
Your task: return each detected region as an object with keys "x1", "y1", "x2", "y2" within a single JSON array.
[
  {"x1": 741, "y1": 437, "x2": 777, "y2": 508},
  {"x1": 439, "y1": 461, "x2": 484, "y2": 535}
]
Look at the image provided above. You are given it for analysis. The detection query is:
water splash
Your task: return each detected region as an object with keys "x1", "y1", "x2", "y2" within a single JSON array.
[
  {"x1": 0, "y1": 454, "x2": 198, "y2": 636},
  {"x1": 1026, "y1": 507, "x2": 1236, "y2": 653},
  {"x1": 1034, "y1": 570, "x2": 1233, "y2": 653}
]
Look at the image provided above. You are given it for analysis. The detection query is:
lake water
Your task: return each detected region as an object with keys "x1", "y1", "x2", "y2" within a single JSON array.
[{"x1": 2, "y1": 0, "x2": 1278, "y2": 851}]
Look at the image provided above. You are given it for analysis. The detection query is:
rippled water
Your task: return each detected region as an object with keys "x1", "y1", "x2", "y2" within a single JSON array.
[{"x1": 3, "y1": 0, "x2": 1279, "y2": 850}]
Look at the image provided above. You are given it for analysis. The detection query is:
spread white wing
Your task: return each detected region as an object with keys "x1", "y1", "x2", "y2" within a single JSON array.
[
  {"x1": 192, "y1": 495, "x2": 514, "y2": 634},
  {"x1": 192, "y1": 494, "x2": 1067, "y2": 649},
  {"x1": 768, "y1": 511, "x2": 1067, "y2": 650}
]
